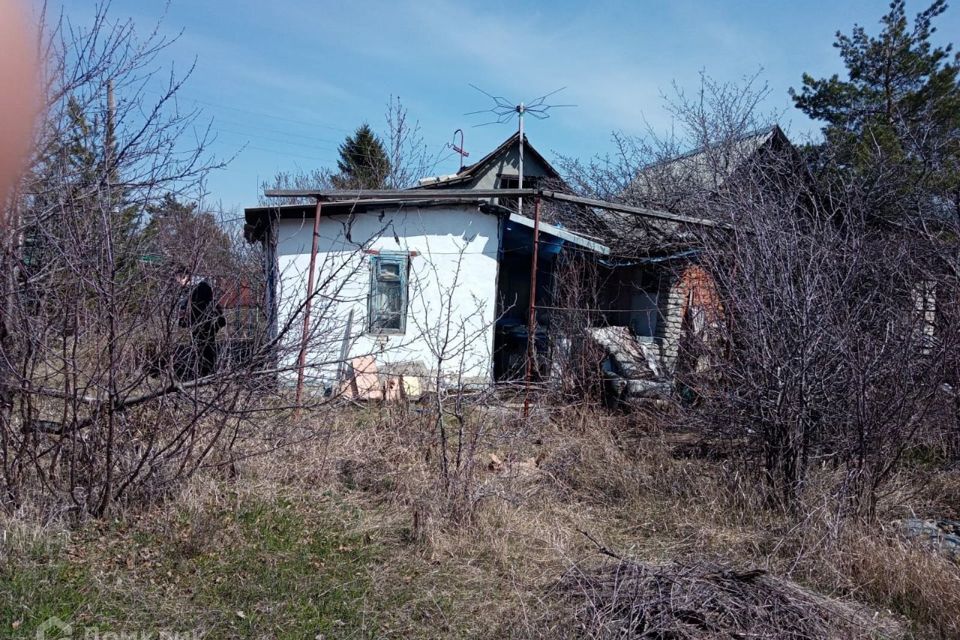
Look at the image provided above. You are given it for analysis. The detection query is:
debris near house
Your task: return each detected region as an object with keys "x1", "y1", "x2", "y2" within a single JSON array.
[
  {"x1": 898, "y1": 518, "x2": 960, "y2": 560},
  {"x1": 586, "y1": 327, "x2": 671, "y2": 405},
  {"x1": 336, "y1": 357, "x2": 430, "y2": 402},
  {"x1": 556, "y1": 559, "x2": 900, "y2": 639},
  {"x1": 383, "y1": 361, "x2": 430, "y2": 400},
  {"x1": 485, "y1": 452, "x2": 540, "y2": 475},
  {"x1": 337, "y1": 356, "x2": 382, "y2": 400}
]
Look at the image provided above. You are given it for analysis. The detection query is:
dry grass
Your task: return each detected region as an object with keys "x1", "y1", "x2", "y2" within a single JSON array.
[
  {"x1": 3, "y1": 402, "x2": 959, "y2": 638},
  {"x1": 838, "y1": 531, "x2": 960, "y2": 638}
]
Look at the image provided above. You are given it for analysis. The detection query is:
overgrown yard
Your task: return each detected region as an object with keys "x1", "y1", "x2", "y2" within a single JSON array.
[
  {"x1": 4, "y1": 1, "x2": 960, "y2": 638},
  {"x1": 3, "y1": 406, "x2": 959, "y2": 639}
]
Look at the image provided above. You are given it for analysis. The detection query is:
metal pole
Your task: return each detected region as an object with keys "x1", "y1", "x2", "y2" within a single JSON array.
[
  {"x1": 523, "y1": 195, "x2": 541, "y2": 417},
  {"x1": 517, "y1": 103, "x2": 524, "y2": 215},
  {"x1": 295, "y1": 199, "x2": 323, "y2": 409}
]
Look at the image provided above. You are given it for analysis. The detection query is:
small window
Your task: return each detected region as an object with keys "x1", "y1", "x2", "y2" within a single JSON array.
[
  {"x1": 499, "y1": 175, "x2": 521, "y2": 190},
  {"x1": 498, "y1": 175, "x2": 538, "y2": 210},
  {"x1": 368, "y1": 253, "x2": 408, "y2": 333}
]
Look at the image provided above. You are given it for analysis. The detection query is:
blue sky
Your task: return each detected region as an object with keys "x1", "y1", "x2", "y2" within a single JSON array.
[{"x1": 54, "y1": 1, "x2": 960, "y2": 212}]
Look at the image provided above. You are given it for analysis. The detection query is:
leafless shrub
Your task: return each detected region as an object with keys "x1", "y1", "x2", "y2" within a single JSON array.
[
  {"x1": 547, "y1": 249, "x2": 607, "y2": 405},
  {"x1": 690, "y1": 136, "x2": 959, "y2": 514},
  {"x1": 404, "y1": 246, "x2": 501, "y2": 526},
  {"x1": 563, "y1": 70, "x2": 960, "y2": 515}
]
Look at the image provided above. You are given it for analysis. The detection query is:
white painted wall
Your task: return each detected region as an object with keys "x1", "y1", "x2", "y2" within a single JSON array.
[{"x1": 272, "y1": 205, "x2": 501, "y2": 387}]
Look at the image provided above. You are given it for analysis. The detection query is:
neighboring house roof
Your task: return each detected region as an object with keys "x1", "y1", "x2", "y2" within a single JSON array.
[
  {"x1": 623, "y1": 125, "x2": 792, "y2": 209},
  {"x1": 600, "y1": 125, "x2": 797, "y2": 256},
  {"x1": 415, "y1": 131, "x2": 564, "y2": 189}
]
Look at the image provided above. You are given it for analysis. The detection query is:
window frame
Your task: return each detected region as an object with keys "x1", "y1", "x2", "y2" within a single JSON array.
[{"x1": 367, "y1": 251, "x2": 409, "y2": 335}]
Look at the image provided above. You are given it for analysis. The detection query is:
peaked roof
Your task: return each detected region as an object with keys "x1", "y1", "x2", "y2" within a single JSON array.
[
  {"x1": 623, "y1": 125, "x2": 792, "y2": 206},
  {"x1": 415, "y1": 132, "x2": 563, "y2": 189}
]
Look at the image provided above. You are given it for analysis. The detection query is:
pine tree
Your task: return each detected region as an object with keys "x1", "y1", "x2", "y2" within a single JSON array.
[
  {"x1": 791, "y1": 0, "x2": 960, "y2": 221},
  {"x1": 333, "y1": 124, "x2": 391, "y2": 189}
]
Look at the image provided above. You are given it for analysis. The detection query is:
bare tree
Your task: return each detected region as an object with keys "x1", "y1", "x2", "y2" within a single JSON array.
[
  {"x1": 561, "y1": 72, "x2": 960, "y2": 515},
  {"x1": 0, "y1": 6, "x2": 359, "y2": 519}
]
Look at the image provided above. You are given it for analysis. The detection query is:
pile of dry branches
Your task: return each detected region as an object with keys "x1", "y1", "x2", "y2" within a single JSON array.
[{"x1": 557, "y1": 559, "x2": 895, "y2": 639}]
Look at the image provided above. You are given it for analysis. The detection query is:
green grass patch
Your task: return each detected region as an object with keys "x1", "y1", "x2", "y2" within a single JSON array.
[
  {"x1": 2, "y1": 492, "x2": 385, "y2": 639},
  {"x1": 0, "y1": 543, "x2": 92, "y2": 638}
]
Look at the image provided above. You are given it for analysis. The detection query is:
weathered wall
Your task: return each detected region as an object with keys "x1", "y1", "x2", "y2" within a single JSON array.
[
  {"x1": 272, "y1": 205, "x2": 501, "y2": 387},
  {"x1": 659, "y1": 264, "x2": 722, "y2": 373}
]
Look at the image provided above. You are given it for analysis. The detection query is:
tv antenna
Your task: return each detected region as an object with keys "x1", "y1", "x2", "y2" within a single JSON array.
[{"x1": 466, "y1": 85, "x2": 575, "y2": 212}]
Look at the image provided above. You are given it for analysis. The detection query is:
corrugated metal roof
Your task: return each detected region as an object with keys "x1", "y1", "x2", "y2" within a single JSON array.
[{"x1": 507, "y1": 213, "x2": 609, "y2": 255}]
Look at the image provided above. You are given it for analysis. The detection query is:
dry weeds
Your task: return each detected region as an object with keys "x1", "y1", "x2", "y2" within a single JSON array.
[{"x1": 4, "y1": 403, "x2": 959, "y2": 638}]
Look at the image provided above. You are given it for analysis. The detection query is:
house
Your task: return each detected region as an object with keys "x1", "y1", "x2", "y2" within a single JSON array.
[
  {"x1": 243, "y1": 190, "x2": 609, "y2": 390},
  {"x1": 242, "y1": 131, "x2": 749, "y2": 396}
]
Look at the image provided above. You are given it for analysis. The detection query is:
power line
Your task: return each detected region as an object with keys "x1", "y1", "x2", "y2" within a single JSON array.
[
  {"x1": 170, "y1": 92, "x2": 352, "y2": 134},
  {"x1": 213, "y1": 118, "x2": 343, "y2": 146},
  {"x1": 142, "y1": 87, "x2": 353, "y2": 140},
  {"x1": 214, "y1": 127, "x2": 339, "y2": 154},
  {"x1": 237, "y1": 144, "x2": 333, "y2": 164}
]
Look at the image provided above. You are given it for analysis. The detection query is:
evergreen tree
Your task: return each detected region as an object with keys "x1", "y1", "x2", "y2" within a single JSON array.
[
  {"x1": 791, "y1": 0, "x2": 960, "y2": 221},
  {"x1": 24, "y1": 96, "x2": 113, "y2": 270},
  {"x1": 333, "y1": 123, "x2": 391, "y2": 189}
]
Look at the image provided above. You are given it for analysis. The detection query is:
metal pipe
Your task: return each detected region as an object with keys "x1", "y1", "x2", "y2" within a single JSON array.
[
  {"x1": 295, "y1": 199, "x2": 323, "y2": 408},
  {"x1": 452, "y1": 128, "x2": 468, "y2": 171},
  {"x1": 523, "y1": 195, "x2": 541, "y2": 417}
]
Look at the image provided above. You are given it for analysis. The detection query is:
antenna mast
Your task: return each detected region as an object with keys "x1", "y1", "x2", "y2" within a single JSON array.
[
  {"x1": 517, "y1": 102, "x2": 524, "y2": 214},
  {"x1": 466, "y1": 85, "x2": 574, "y2": 213}
]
